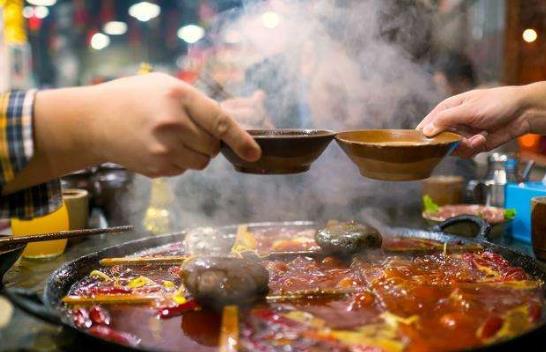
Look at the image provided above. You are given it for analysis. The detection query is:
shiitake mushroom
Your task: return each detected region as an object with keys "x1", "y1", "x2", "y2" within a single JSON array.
[
  {"x1": 180, "y1": 256, "x2": 269, "y2": 311},
  {"x1": 315, "y1": 221, "x2": 382, "y2": 257}
]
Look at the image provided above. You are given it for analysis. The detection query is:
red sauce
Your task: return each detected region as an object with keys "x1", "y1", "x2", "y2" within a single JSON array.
[{"x1": 65, "y1": 227, "x2": 544, "y2": 352}]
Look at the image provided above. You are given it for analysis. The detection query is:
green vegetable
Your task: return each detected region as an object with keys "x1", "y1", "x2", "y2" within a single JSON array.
[
  {"x1": 423, "y1": 195, "x2": 439, "y2": 213},
  {"x1": 504, "y1": 208, "x2": 517, "y2": 220}
]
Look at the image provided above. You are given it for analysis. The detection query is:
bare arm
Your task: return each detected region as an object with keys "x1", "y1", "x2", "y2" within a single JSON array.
[
  {"x1": 417, "y1": 81, "x2": 546, "y2": 157},
  {"x1": 3, "y1": 73, "x2": 261, "y2": 194}
]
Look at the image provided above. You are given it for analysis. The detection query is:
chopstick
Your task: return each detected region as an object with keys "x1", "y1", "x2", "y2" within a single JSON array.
[
  {"x1": 62, "y1": 288, "x2": 359, "y2": 306},
  {"x1": 0, "y1": 225, "x2": 134, "y2": 246},
  {"x1": 62, "y1": 294, "x2": 158, "y2": 305},
  {"x1": 100, "y1": 256, "x2": 188, "y2": 266},
  {"x1": 98, "y1": 250, "x2": 324, "y2": 267},
  {"x1": 98, "y1": 251, "x2": 322, "y2": 267},
  {"x1": 198, "y1": 71, "x2": 233, "y2": 100},
  {"x1": 219, "y1": 305, "x2": 239, "y2": 352},
  {"x1": 265, "y1": 287, "x2": 358, "y2": 303}
]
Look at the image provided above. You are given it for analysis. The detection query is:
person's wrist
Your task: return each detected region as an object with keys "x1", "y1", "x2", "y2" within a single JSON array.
[
  {"x1": 79, "y1": 84, "x2": 110, "y2": 165},
  {"x1": 519, "y1": 81, "x2": 546, "y2": 134}
]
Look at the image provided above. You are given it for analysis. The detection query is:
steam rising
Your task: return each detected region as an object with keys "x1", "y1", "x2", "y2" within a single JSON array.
[{"x1": 126, "y1": 0, "x2": 444, "y2": 232}]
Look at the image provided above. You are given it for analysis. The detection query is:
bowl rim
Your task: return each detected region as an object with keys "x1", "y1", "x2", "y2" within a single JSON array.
[
  {"x1": 246, "y1": 129, "x2": 337, "y2": 139},
  {"x1": 335, "y1": 129, "x2": 462, "y2": 147},
  {"x1": 0, "y1": 242, "x2": 26, "y2": 254}
]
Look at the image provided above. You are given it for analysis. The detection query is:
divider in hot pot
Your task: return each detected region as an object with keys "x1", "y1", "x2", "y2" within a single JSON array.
[{"x1": 7, "y1": 220, "x2": 546, "y2": 352}]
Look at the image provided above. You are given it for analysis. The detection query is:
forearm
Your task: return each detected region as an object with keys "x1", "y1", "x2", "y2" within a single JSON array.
[
  {"x1": 520, "y1": 81, "x2": 546, "y2": 135},
  {"x1": 3, "y1": 87, "x2": 104, "y2": 194}
]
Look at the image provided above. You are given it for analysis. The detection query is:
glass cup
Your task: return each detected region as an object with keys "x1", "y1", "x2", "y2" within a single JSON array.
[
  {"x1": 531, "y1": 196, "x2": 546, "y2": 261},
  {"x1": 11, "y1": 202, "x2": 69, "y2": 259}
]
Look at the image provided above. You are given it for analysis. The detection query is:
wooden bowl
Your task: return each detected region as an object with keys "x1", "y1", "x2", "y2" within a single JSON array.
[
  {"x1": 336, "y1": 130, "x2": 461, "y2": 181},
  {"x1": 221, "y1": 129, "x2": 336, "y2": 174}
]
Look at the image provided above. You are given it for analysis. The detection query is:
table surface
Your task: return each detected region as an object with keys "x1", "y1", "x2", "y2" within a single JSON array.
[{"x1": 0, "y1": 221, "x2": 544, "y2": 352}]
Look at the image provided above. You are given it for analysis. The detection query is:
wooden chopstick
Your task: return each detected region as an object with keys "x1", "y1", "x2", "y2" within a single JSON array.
[
  {"x1": 98, "y1": 251, "x2": 321, "y2": 267},
  {"x1": 62, "y1": 293, "x2": 158, "y2": 305},
  {"x1": 219, "y1": 305, "x2": 239, "y2": 352},
  {"x1": 0, "y1": 225, "x2": 133, "y2": 246},
  {"x1": 99, "y1": 251, "x2": 322, "y2": 267},
  {"x1": 266, "y1": 287, "x2": 358, "y2": 303},
  {"x1": 100, "y1": 256, "x2": 188, "y2": 266},
  {"x1": 62, "y1": 288, "x2": 358, "y2": 306},
  {"x1": 199, "y1": 72, "x2": 233, "y2": 100}
]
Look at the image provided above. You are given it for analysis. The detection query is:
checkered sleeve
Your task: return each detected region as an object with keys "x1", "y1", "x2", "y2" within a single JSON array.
[{"x1": 0, "y1": 90, "x2": 62, "y2": 219}]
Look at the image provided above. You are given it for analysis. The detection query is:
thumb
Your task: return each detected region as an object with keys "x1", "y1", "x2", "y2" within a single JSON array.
[
  {"x1": 252, "y1": 90, "x2": 266, "y2": 103},
  {"x1": 422, "y1": 105, "x2": 475, "y2": 137}
]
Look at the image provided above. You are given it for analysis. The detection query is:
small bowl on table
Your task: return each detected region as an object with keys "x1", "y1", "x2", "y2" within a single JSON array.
[
  {"x1": 336, "y1": 129, "x2": 461, "y2": 181},
  {"x1": 423, "y1": 204, "x2": 511, "y2": 238},
  {"x1": 221, "y1": 129, "x2": 336, "y2": 174}
]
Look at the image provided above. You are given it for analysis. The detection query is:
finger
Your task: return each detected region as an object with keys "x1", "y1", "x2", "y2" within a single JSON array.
[
  {"x1": 182, "y1": 86, "x2": 261, "y2": 161},
  {"x1": 483, "y1": 124, "x2": 523, "y2": 151},
  {"x1": 179, "y1": 112, "x2": 220, "y2": 156},
  {"x1": 452, "y1": 133, "x2": 487, "y2": 158},
  {"x1": 252, "y1": 90, "x2": 266, "y2": 103},
  {"x1": 449, "y1": 124, "x2": 484, "y2": 138},
  {"x1": 161, "y1": 166, "x2": 187, "y2": 177},
  {"x1": 421, "y1": 104, "x2": 476, "y2": 137},
  {"x1": 153, "y1": 116, "x2": 220, "y2": 157},
  {"x1": 220, "y1": 90, "x2": 266, "y2": 109},
  {"x1": 221, "y1": 97, "x2": 254, "y2": 109},
  {"x1": 173, "y1": 144, "x2": 211, "y2": 171},
  {"x1": 416, "y1": 94, "x2": 466, "y2": 131}
]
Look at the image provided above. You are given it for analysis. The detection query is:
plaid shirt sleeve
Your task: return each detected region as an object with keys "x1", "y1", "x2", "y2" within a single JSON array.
[{"x1": 0, "y1": 90, "x2": 62, "y2": 219}]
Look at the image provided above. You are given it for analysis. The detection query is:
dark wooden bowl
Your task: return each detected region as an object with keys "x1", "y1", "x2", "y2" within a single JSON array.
[
  {"x1": 336, "y1": 129, "x2": 461, "y2": 181},
  {"x1": 221, "y1": 129, "x2": 336, "y2": 174}
]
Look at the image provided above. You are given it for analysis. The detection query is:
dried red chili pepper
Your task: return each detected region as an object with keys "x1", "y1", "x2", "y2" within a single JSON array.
[
  {"x1": 168, "y1": 266, "x2": 181, "y2": 276},
  {"x1": 251, "y1": 308, "x2": 301, "y2": 328},
  {"x1": 88, "y1": 325, "x2": 141, "y2": 347},
  {"x1": 478, "y1": 315, "x2": 504, "y2": 340},
  {"x1": 89, "y1": 305, "x2": 111, "y2": 326},
  {"x1": 157, "y1": 300, "x2": 199, "y2": 319},
  {"x1": 502, "y1": 267, "x2": 527, "y2": 281},
  {"x1": 529, "y1": 303, "x2": 542, "y2": 323},
  {"x1": 71, "y1": 307, "x2": 92, "y2": 329}
]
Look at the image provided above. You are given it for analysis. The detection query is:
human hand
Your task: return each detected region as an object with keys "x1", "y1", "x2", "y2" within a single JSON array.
[
  {"x1": 220, "y1": 90, "x2": 272, "y2": 129},
  {"x1": 89, "y1": 73, "x2": 261, "y2": 177},
  {"x1": 416, "y1": 85, "x2": 532, "y2": 158}
]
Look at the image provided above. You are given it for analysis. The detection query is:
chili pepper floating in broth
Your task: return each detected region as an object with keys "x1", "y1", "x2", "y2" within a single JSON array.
[
  {"x1": 89, "y1": 305, "x2": 111, "y2": 326},
  {"x1": 71, "y1": 307, "x2": 92, "y2": 329},
  {"x1": 157, "y1": 299, "x2": 199, "y2": 319}
]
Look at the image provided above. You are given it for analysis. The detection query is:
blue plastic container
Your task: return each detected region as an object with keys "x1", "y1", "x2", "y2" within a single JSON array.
[{"x1": 505, "y1": 182, "x2": 546, "y2": 243}]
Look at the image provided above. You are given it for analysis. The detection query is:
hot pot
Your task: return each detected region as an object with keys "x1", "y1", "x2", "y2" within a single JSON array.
[{"x1": 3, "y1": 217, "x2": 546, "y2": 352}]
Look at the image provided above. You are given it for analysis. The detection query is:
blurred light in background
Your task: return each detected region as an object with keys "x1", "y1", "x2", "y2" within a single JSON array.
[
  {"x1": 104, "y1": 21, "x2": 127, "y2": 35},
  {"x1": 22, "y1": 6, "x2": 34, "y2": 18},
  {"x1": 34, "y1": 6, "x2": 49, "y2": 19},
  {"x1": 177, "y1": 24, "x2": 205, "y2": 44},
  {"x1": 261, "y1": 11, "x2": 280, "y2": 29},
  {"x1": 90, "y1": 32, "x2": 110, "y2": 50},
  {"x1": 26, "y1": 0, "x2": 56, "y2": 6},
  {"x1": 522, "y1": 28, "x2": 538, "y2": 43},
  {"x1": 129, "y1": 1, "x2": 161, "y2": 22}
]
